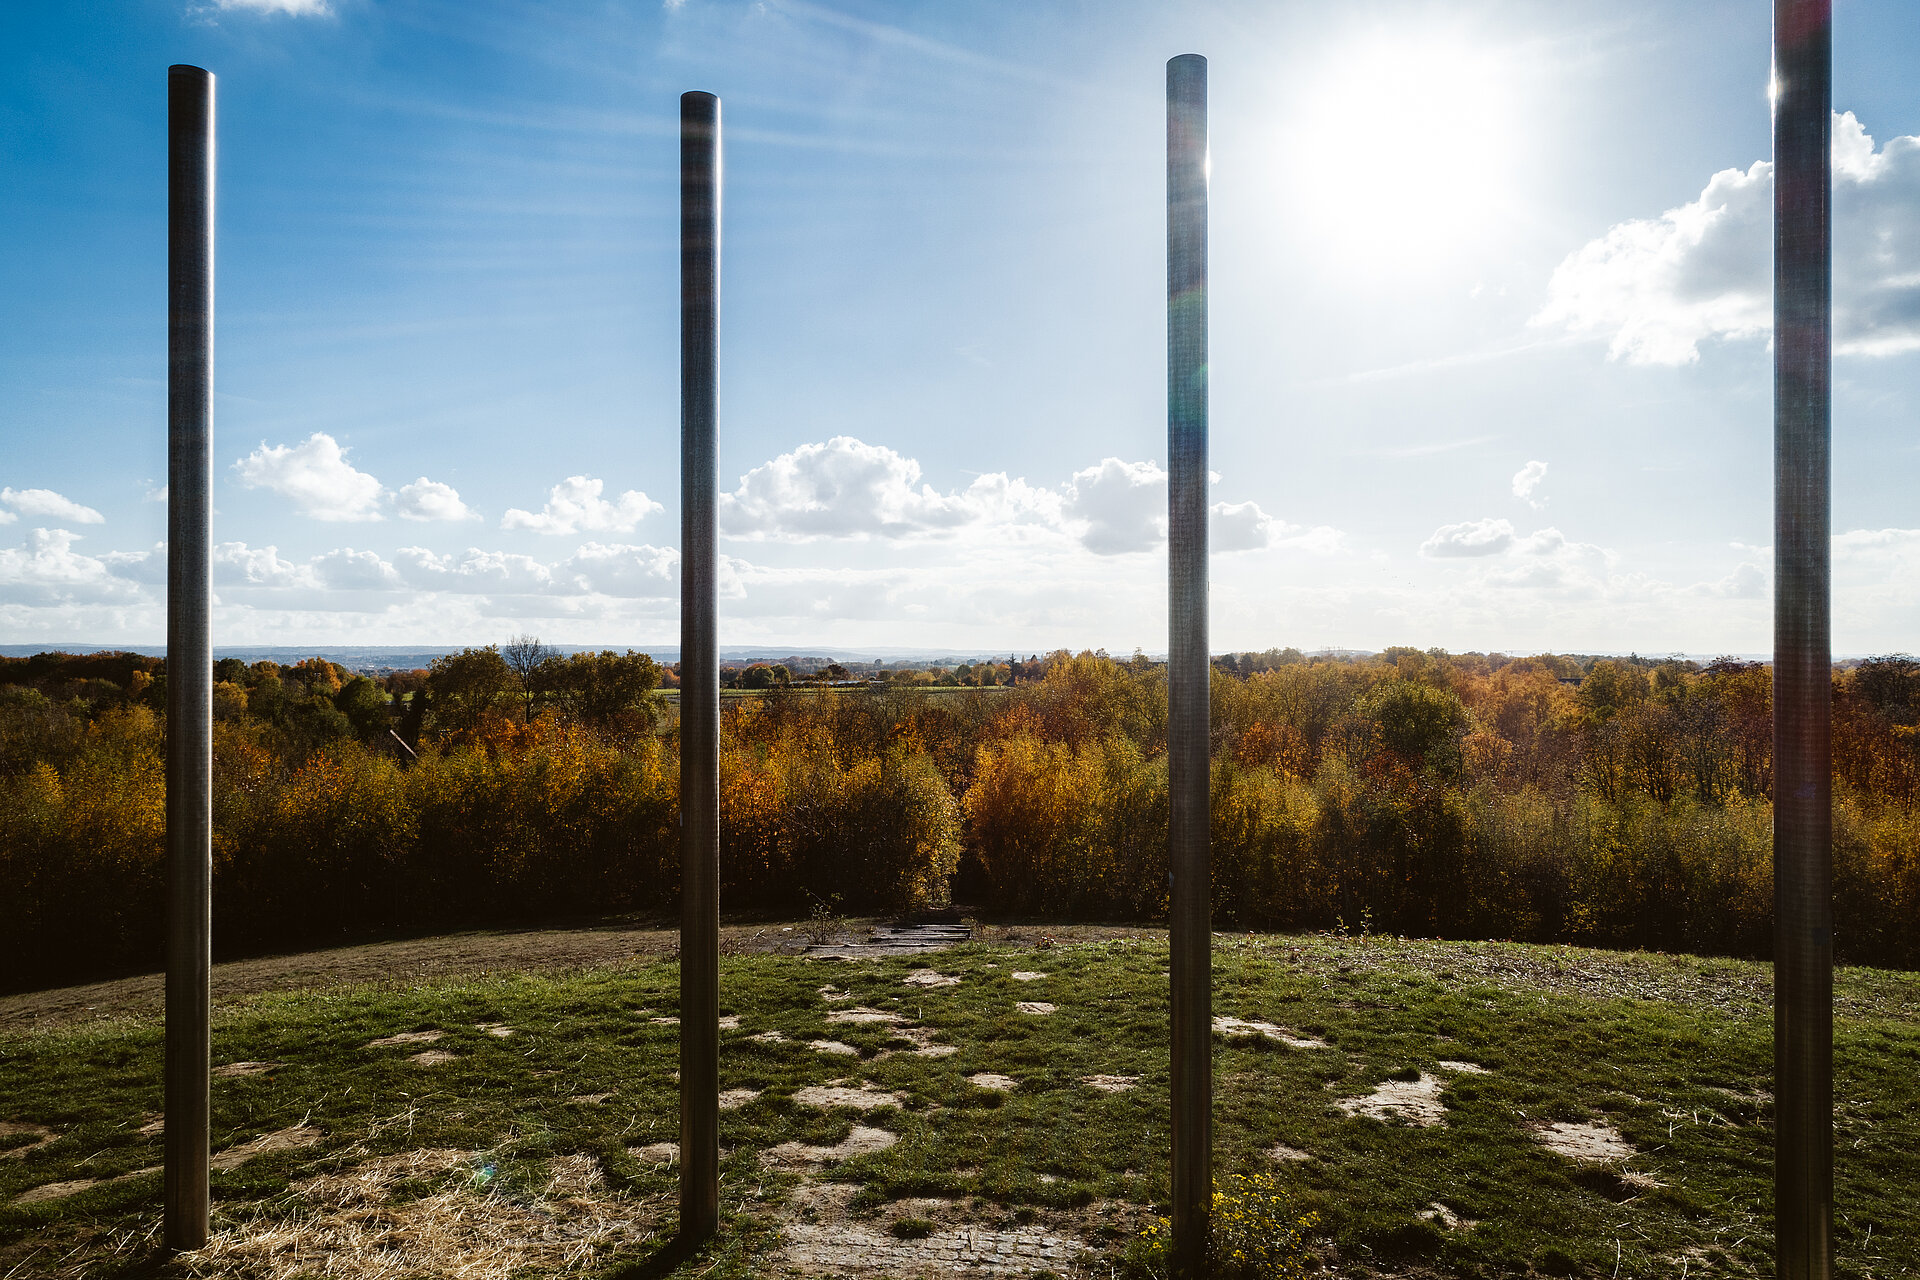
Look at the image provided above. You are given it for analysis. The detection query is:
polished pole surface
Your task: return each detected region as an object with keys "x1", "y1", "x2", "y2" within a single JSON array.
[
  {"x1": 1165, "y1": 52, "x2": 1211, "y2": 1280},
  {"x1": 1772, "y1": 3, "x2": 1833, "y2": 1276},
  {"x1": 678, "y1": 88, "x2": 722, "y2": 1247},
  {"x1": 164, "y1": 62, "x2": 214, "y2": 1254}
]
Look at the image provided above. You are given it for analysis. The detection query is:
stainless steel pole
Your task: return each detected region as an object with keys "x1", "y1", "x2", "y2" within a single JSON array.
[
  {"x1": 1166, "y1": 52, "x2": 1211, "y2": 1280},
  {"x1": 164, "y1": 62, "x2": 214, "y2": 1255},
  {"x1": 678, "y1": 88, "x2": 722, "y2": 1247},
  {"x1": 1772, "y1": 4, "x2": 1832, "y2": 1277}
]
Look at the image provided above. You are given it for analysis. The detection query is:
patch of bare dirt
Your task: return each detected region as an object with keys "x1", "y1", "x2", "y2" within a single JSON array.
[
  {"x1": 212, "y1": 1061, "x2": 284, "y2": 1078},
  {"x1": 1437, "y1": 1059, "x2": 1490, "y2": 1074},
  {"x1": 1010, "y1": 971, "x2": 1048, "y2": 982},
  {"x1": 1083, "y1": 1075, "x2": 1139, "y2": 1093},
  {"x1": 627, "y1": 1142, "x2": 677, "y2": 1165},
  {"x1": 763, "y1": 1126, "x2": 899, "y2": 1166},
  {"x1": 1015, "y1": 1001, "x2": 1055, "y2": 1015},
  {"x1": 409, "y1": 1050, "x2": 459, "y2": 1067},
  {"x1": 1212, "y1": 1016, "x2": 1327, "y2": 1048},
  {"x1": 1530, "y1": 1119, "x2": 1635, "y2": 1163},
  {"x1": 0, "y1": 1122, "x2": 57, "y2": 1160},
  {"x1": 793, "y1": 1084, "x2": 906, "y2": 1111},
  {"x1": 210, "y1": 1125, "x2": 323, "y2": 1171},
  {"x1": 902, "y1": 970, "x2": 960, "y2": 987},
  {"x1": 365, "y1": 1030, "x2": 443, "y2": 1048},
  {"x1": 827, "y1": 1007, "x2": 908, "y2": 1025},
  {"x1": 718, "y1": 1088, "x2": 761, "y2": 1110},
  {"x1": 809, "y1": 1039, "x2": 859, "y2": 1056},
  {"x1": 967, "y1": 1073, "x2": 1018, "y2": 1092},
  {"x1": 887, "y1": 1026, "x2": 957, "y2": 1058},
  {"x1": 1335, "y1": 1073, "x2": 1448, "y2": 1126},
  {"x1": 1266, "y1": 1143, "x2": 1312, "y2": 1162}
]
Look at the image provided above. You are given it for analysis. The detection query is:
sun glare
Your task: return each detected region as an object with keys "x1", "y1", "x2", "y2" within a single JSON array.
[{"x1": 1282, "y1": 34, "x2": 1523, "y2": 272}]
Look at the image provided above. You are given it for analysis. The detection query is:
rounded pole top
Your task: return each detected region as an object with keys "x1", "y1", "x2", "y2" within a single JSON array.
[
  {"x1": 681, "y1": 90, "x2": 719, "y2": 107},
  {"x1": 1167, "y1": 53, "x2": 1207, "y2": 75},
  {"x1": 169, "y1": 64, "x2": 213, "y2": 81}
]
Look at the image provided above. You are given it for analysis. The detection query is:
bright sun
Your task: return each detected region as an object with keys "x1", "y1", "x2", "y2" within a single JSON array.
[{"x1": 1283, "y1": 33, "x2": 1523, "y2": 272}]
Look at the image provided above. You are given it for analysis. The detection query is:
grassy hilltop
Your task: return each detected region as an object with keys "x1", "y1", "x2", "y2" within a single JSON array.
[{"x1": 2, "y1": 927, "x2": 1916, "y2": 1279}]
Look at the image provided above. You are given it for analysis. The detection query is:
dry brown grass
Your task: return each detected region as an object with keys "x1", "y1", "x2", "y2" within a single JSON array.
[{"x1": 173, "y1": 1147, "x2": 664, "y2": 1280}]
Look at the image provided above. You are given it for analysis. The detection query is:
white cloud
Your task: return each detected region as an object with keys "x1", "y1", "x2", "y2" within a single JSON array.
[
  {"x1": 394, "y1": 477, "x2": 479, "y2": 523},
  {"x1": 213, "y1": 541, "x2": 308, "y2": 589},
  {"x1": 1536, "y1": 112, "x2": 1920, "y2": 363},
  {"x1": 1064, "y1": 458, "x2": 1165, "y2": 554},
  {"x1": 1511, "y1": 460, "x2": 1548, "y2": 509},
  {"x1": 1, "y1": 487, "x2": 105, "y2": 525},
  {"x1": 212, "y1": 0, "x2": 331, "y2": 15},
  {"x1": 719, "y1": 437, "x2": 977, "y2": 541},
  {"x1": 0, "y1": 529, "x2": 140, "y2": 606},
  {"x1": 503, "y1": 476, "x2": 663, "y2": 535},
  {"x1": 1420, "y1": 518, "x2": 1515, "y2": 558},
  {"x1": 234, "y1": 434, "x2": 385, "y2": 522}
]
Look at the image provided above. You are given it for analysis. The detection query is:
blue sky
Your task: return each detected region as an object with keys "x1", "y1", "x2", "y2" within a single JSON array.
[{"x1": 3, "y1": 0, "x2": 1918, "y2": 655}]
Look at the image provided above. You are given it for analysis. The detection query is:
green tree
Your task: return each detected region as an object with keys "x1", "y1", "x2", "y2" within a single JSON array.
[{"x1": 428, "y1": 646, "x2": 515, "y2": 740}]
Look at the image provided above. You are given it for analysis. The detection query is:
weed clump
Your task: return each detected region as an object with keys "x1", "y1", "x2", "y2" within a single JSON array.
[{"x1": 1124, "y1": 1171, "x2": 1319, "y2": 1279}]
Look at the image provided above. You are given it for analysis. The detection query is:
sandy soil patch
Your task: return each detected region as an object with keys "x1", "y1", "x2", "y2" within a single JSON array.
[
  {"x1": 967, "y1": 1073, "x2": 1018, "y2": 1092},
  {"x1": 210, "y1": 1125, "x2": 323, "y2": 1171},
  {"x1": 1015, "y1": 1001, "x2": 1055, "y2": 1015},
  {"x1": 1010, "y1": 972, "x2": 1047, "y2": 982},
  {"x1": 1420, "y1": 1201, "x2": 1473, "y2": 1230},
  {"x1": 1336, "y1": 1073, "x2": 1447, "y2": 1126},
  {"x1": 0, "y1": 1122, "x2": 57, "y2": 1160},
  {"x1": 365, "y1": 1030, "x2": 443, "y2": 1048},
  {"x1": 763, "y1": 1126, "x2": 899, "y2": 1166},
  {"x1": 717, "y1": 1015, "x2": 741, "y2": 1029},
  {"x1": 827, "y1": 1006, "x2": 908, "y2": 1025},
  {"x1": 887, "y1": 1026, "x2": 958, "y2": 1058},
  {"x1": 569, "y1": 1093, "x2": 616, "y2": 1106},
  {"x1": 1267, "y1": 1143, "x2": 1312, "y2": 1162},
  {"x1": 212, "y1": 1061, "x2": 284, "y2": 1078},
  {"x1": 409, "y1": 1050, "x2": 459, "y2": 1067},
  {"x1": 1531, "y1": 1120, "x2": 1636, "y2": 1163},
  {"x1": 809, "y1": 1039, "x2": 859, "y2": 1056},
  {"x1": 718, "y1": 1089, "x2": 761, "y2": 1110},
  {"x1": 1438, "y1": 1059, "x2": 1489, "y2": 1074},
  {"x1": 818, "y1": 986, "x2": 854, "y2": 1002},
  {"x1": 175, "y1": 1147, "x2": 659, "y2": 1280},
  {"x1": 1212, "y1": 1016, "x2": 1327, "y2": 1049},
  {"x1": 13, "y1": 1178, "x2": 104, "y2": 1205},
  {"x1": 1082, "y1": 1075, "x2": 1140, "y2": 1093},
  {"x1": 137, "y1": 1114, "x2": 165, "y2": 1137},
  {"x1": 793, "y1": 1085, "x2": 906, "y2": 1111},
  {"x1": 627, "y1": 1142, "x2": 678, "y2": 1165},
  {"x1": 902, "y1": 970, "x2": 961, "y2": 987},
  {"x1": 475, "y1": 1023, "x2": 515, "y2": 1038},
  {"x1": 750, "y1": 1029, "x2": 788, "y2": 1043},
  {"x1": 648, "y1": 1016, "x2": 679, "y2": 1025}
]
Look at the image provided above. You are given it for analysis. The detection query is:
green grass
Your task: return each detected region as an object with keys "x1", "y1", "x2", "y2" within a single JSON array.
[{"x1": 2, "y1": 932, "x2": 1916, "y2": 1278}]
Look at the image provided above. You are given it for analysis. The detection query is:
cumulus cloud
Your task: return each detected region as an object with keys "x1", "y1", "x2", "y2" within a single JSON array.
[
  {"x1": 0, "y1": 529, "x2": 140, "y2": 606},
  {"x1": 1420, "y1": 518, "x2": 1515, "y2": 558},
  {"x1": 719, "y1": 437, "x2": 979, "y2": 541},
  {"x1": 234, "y1": 434, "x2": 385, "y2": 521},
  {"x1": 1511, "y1": 460, "x2": 1548, "y2": 509},
  {"x1": 233, "y1": 435, "x2": 477, "y2": 524},
  {"x1": 503, "y1": 476, "x2": 663, "y2": 535},
  {"x1": 394, "y1": 478, "x2": 479, "y2": 523},
  {"x1": 1535, "y1": 112, "x2": 1920, "y2": 363},
  {"x1": 1064, "y1": 458, "x2": 1166, "y2": 554},
  {"x1": 2, "y1": 487, "x2": 105, "y2": 525}
]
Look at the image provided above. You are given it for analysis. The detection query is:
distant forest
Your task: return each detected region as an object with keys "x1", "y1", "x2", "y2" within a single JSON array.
[{"x1": 4, "y1": 642, "x2": 1919, "y2": 988}]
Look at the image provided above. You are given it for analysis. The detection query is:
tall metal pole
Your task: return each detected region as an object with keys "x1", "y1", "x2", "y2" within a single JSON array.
[
  {"x1": 678, "y1": 89, "x2": 722, "y2": 1247},
  {"x1": 1772, "y1": 4, "x2": 1832, "y2": 1277},
  {"x1": 164, "y1": 62, "x2": 215, "y2": 1255},
  {"x1": 1166, "y1": 53, "x2": 1211, "y2": 1280}
]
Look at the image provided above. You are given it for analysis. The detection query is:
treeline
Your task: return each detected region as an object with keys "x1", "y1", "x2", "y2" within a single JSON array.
[{"x1": 4, "y1": 645, "x2": 1920, "y2": 989}]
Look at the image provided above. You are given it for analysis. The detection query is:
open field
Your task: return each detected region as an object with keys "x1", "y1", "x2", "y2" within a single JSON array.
[{"x1": 2, "y1": 927, "x2": 1916, "y2": 1279}]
